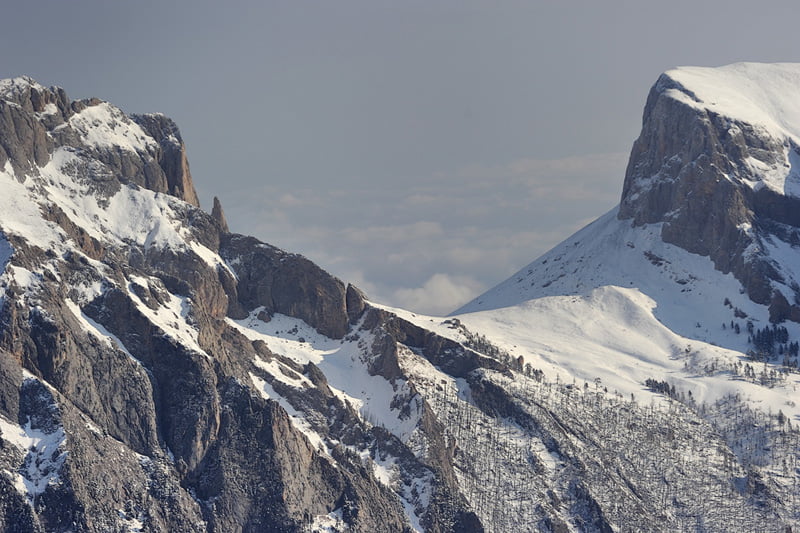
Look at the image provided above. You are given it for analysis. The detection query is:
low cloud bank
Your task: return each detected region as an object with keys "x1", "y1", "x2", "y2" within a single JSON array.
[{"x1": 216, "y1": 152, "x2": 626, "y2": 315}]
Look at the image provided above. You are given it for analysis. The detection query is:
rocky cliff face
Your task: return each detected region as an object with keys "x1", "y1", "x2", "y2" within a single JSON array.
[
  {"x1": 0, "y1": 77, "x2": 491, "y2": 532},
  {"x1": 619, "y1": 63, "x2": 800, "y2": 321}
]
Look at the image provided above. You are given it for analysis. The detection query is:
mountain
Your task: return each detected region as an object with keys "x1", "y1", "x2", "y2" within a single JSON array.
[
  {"x1": 0, "y1": 77, "x2": 472, "y2": 532},
  {"x1": 454, "y1": 64, "x2": 800, "y2": 387},
  {"x1": 0, "y1": 65, "x2": 799, "y2": 532},
  {"x1": 450, "y1": 63, "x2": 800, "y2": 527}
]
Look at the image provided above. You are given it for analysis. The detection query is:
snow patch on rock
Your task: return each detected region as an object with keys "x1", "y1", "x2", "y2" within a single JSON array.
[
  {"x1": 0, "y1": 395, "x2": 66, "y2": 501},
  {"x1": 68, "y1": 102, "x2": 156, "y2": 153}
]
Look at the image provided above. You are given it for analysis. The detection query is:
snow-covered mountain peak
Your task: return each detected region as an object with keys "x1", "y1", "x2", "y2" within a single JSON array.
[
  {"x1": 3, "y1": 70, "x2": 800, "y2": 530},
  {"x1": 0, "y1": 76, "x2": 48, "y2": 100},
  {"x1": 659, "y1": 63, "x2": 800, "y2": 145},
  {"x1": 612, "y1": 62, "x2": 800, "y2": 317},
  {"x1": 463, "y1": 63, "x2": 800, "y2": 322},
  {"x1": 455, "y1": 62, "x2": 800, "y2": 426},
  {"x1": 0, "y1": 76, "x2": 201, "y2": 219}
]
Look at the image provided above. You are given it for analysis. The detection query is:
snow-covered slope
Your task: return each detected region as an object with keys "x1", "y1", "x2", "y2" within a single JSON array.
[
  {"x1": 666, "y1": 63, "x2": 800, "y2": 145},
  {"x1": 455, "y1": 62, "x2": 800, "y2": 406},
  {"x1": 614, "y1": 62, "x2": 800, "y2": 318},
  {"x1": 454, "y1": 207, "x2": 800, "y2": 416},
  {"x1": 642, "y1": 62, "x2": 800, "y2": 197}
]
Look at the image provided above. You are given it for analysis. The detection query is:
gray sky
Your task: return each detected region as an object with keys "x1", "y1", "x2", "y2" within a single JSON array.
[{"x1": 2, "y1": 1, "x2": 798, "y2": 314}]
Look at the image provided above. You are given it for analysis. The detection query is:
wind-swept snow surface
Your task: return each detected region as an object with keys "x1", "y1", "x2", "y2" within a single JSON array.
[{"x1": 664, "y1": 63, "x2": 800, "y2": 146}]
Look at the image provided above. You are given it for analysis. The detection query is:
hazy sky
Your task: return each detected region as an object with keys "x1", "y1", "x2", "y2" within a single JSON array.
[{"x1": 2, "y1": 1, "x2": 798, "y2": 314}]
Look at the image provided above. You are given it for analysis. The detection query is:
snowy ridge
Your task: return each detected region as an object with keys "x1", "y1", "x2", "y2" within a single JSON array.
[
  {"x1": 228, "y1": 310, "x2": 425, "y2": 443},
  {"x1": 0, "y1": 146, "x2": 223, "y2": 270},
  {"x1": 663, "y1": 63, "x2": 800, "y2": 145},
  {"x1": 660, "y1": 63, "x2": 800, "y2": 196},
  {"x1": 68, "y1": 103, "x2": 156, "y2": 153},
  {"x1": 38, "y1": 148, "x2": 181, "y2": 250},
  {"x1": 0, "y1": 76, "x2": 46, "y2": 101},
  {"x1": 453, "y1": 207, "x2": 800, "y2": 418}
]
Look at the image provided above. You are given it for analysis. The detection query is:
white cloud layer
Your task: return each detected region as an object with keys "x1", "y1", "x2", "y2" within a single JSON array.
[
  {"x1": 223, "y1": 151, "x2": 627, "y2": 315},
  {"x1": 393, "y1": 274, "x2": 485, "y2": 316}
]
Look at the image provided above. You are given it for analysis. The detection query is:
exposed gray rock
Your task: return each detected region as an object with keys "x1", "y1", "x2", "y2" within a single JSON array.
[
  {"x1": 362, "y1": 307, "x2": 507, "y2": 379},
  {"x1": 346, "y1": 283, "x2": 367, "y2": 324},
  {"x1": 619, "y1": 72, "x2": 800, "y2": 318},
  {"x1": 220, "y1": 233, "x2": 353, "y2": 339},
  {"x1": 186, "y1": 380, "x2": 410, "y2": 533},
  {"x1": 0, "y1": 98, "x2": 53, "y2": 175},
  {"x1": 131, "y1": 113, "x2": 201, "y2": 207},
  {"x1": 211, "y1": 196, "x2": 229, "y2": 233}
]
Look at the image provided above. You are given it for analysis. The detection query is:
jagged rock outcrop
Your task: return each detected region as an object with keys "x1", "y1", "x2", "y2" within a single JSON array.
[
  {"x1": 131, "y1": 113, "x2": 200, "y2": 207},
  {"x1": 219, "y1": 233, "x2": 358, "y2": 338},
  {"x1": 211, "y1": 196, "x2": 230, "y2": 233},
  {"x1": 619, "y1": 63, "x2": 800, "y2": 319},
  {"x1": 346, "y1": 284, "x2": 367, "y2": 324},
  {"x1": 0, "y1": 77, "x2": 201, "y2": 207},
  {"x1": 0, "y1": 79, "x2": 55, "y2": 174}
]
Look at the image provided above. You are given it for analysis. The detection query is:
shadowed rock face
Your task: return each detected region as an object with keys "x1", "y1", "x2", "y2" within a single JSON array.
[
  {"x1": 619, "y1": 71, "x2": 800, "y2": 319},
  {"x1": 219, "y1": 233, "x2": 363, "y2": 339},
  {"x1": 0, "y1": 99, "x2": 53, "y2": 174}
]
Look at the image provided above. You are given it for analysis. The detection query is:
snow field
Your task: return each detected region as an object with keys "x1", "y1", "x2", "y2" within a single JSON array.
[
  {"x1": 451, "y1": 208, "x2": 800, "y2": 423},
  {"x1": 68, "y1": 102, "x2": 156, "y2": 153},
  {"x1": 229, "y1": 310, "x2": 423, "y2": 443}
]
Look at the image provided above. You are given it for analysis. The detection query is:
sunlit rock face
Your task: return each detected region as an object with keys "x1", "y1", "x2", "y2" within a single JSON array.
[{"x1": 620, "y1": 63, "x2": 800, "y2": 318}]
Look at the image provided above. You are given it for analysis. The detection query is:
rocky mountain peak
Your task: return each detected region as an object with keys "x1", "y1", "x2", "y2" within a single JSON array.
[
  {"x1": 0, "y1": 77, "x2": 69, "y2": 116},
  {"x1": 619, "y1": 63, "x2": 800, "y2": 321},
  {"x1": 0, "y1": 76, "x2": 200, "y2": 207},
  {"x1": 0, "y1": 77, "x2": 496, "y2": 531},
  {"x1": 211, "y1": 196, "x2": 229, "y2": 232},
  {"x1": 130, "y1": 112, "x2": 200, "y2": 207}
]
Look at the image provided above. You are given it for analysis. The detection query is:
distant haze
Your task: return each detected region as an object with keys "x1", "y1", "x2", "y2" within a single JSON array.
[{"x1": 2, "y1": 1, "x2": 798, "y2": 314}]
